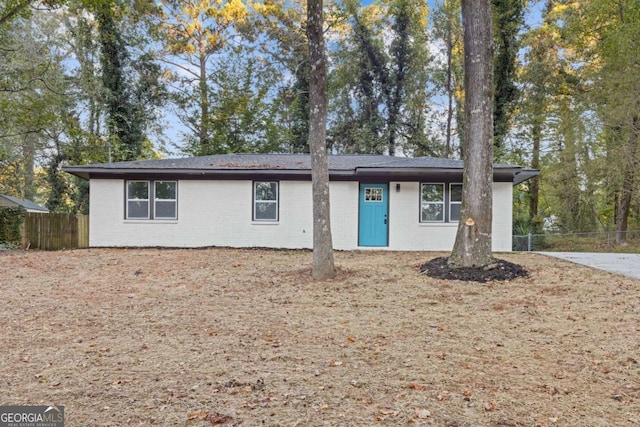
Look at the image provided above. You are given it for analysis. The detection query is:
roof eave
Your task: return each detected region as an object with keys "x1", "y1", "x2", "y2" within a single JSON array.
[
  {"x1": 62, "y1": 167, "x2": 91, "y2": 179},
  {"x1": 356, "y1": 166, "x2": 533, "y2": 184},
  {"x1": 513, "y1": 169, "x2": 540, "y2": 185},
  {"x1": 355, "y1": 167, "x2": 461, "y2": 174},
  {"x1": 63, "y1": 165, "x2": 540, "y2": 184},
  {"x1": 62, "y1": 167, "x2": 356, "y2": 180}
]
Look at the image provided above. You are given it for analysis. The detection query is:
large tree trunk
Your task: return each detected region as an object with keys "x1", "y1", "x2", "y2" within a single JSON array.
[
  {"x1": 445, "y1": 5, "x2": 454, "y2": 158},
  {"x1": 491, "y1": 0, "x2": 523, "y2": 160},
  {"x1": 21, "y1": 136, "x2": 36, "y2": 201},
  {"x1": 448, "y1": 0, "x2": 494, "y2": 268},
  {"x1": 198, "y1": 43, "x2": 210, "y2": 155},
  {"x1": 307, "y1": 0, "x2": 335, "y2": 280},
  {"x1": 556, "y1": 101, "x2": 585, "y2": 232},
  {"x1": 387, "y1": 1, "x2": 410, "y2": 157},
  {"x1": 616, "y1": 115, "x2": 640, "y2": 245},
  {"x1": 529, "y1": 116, "x2": 542, "y2": 233}
]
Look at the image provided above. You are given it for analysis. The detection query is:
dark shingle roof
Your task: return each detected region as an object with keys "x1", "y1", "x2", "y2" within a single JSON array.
[
  {"x1": 65, "y1": 153, "x2": 467, "y2": 171},
  {"x1": 0, "y1": 194, "x2": 49, "y2": 212},
  {"x1": 63, "y1": 153, "x2": 537, "y2": 184}
]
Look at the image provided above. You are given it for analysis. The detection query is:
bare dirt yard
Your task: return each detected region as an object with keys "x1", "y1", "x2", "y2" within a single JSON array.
[{"x1": 0, "y1": 248, "x2": 638, "y2": 426}]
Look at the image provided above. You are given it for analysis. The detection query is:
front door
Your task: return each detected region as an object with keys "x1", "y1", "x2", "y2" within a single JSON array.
[{"x1": 359, "y1": 184, "x2": 389, "y2": 246}]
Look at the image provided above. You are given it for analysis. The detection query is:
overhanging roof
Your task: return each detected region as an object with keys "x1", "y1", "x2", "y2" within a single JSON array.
[
  {"x1": 62, "y1": 153, "x2": 539, "y2": 185},
  {"x1": 0, "y1": 194, "x2": 49, "y2": 212},
  {"x1": 512, "y1": 168, "x2": 539, "y2": 185}
]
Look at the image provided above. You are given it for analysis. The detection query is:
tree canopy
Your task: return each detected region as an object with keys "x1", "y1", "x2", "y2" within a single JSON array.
[{"x1": 1, "y1": 0, "x2": 639, "y2": 243}]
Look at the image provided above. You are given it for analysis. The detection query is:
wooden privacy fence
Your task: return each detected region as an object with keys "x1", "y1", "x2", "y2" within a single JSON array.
[{"x1": 22, "y1": 213, "x2": 89, "y2": 250}]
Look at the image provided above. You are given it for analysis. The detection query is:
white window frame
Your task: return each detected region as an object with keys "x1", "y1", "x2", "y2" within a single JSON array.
[
  {"x1": 154, "y1": 181, "x2": 178, "y2": 220},
  {"x1": 420, "y1": 183, "x2": 445, "y2": 222},
  {"x1": 125, "y1": 180, "x2": 178, "y2": 220},
  {"x1": 449, "y1": 183, "x2": 462, "y2": 222},
  {"x1": 253, "y1": 181, "x2": 279, "y2": 222},
  {"x1": 126, "y1": 180, "x2": 150, "y2": 220}
]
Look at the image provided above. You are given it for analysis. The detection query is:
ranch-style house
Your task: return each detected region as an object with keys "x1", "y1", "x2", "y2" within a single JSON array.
[{"x1": 63, "y1": 153, "x2": 538, "y2": 251}]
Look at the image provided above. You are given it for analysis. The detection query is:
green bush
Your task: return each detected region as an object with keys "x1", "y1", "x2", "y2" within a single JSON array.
[{"x1": 0, "y1": 207, "x2": 25, "y2": 244}]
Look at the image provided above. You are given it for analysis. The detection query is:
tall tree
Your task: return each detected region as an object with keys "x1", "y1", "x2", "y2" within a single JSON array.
[
  {"x1": 491, "y1": 0, "x2": 524, "y2": 159},
  {"x1": 329, "y1": 0, "x2": 431, "y2": 156},
  {"x1": 254, "y1": 0, "x2": 311, "y2": 153},
  {"x1": 66, "y1": 9, "x2": 103, "y2": 143},
  {"x1": 0, "y1": 8, "x2": 69, "y2": 201},
  {"x1": 448, "y1": 0, "x2": 494, "y2": 268},
  {"x1": 152, "y1": 0, "x2": 250, "y2": 155},
  {"x1": 307, "y1": 0, "x2": 335, "y2": 280},
  {"x1": 207, "y1": 53, "x2": 286, "y2": 153},
  {"x1": 431, "y1": 0, "x2": 464, "y2": 158},
  {"x1": 580, "y1": 0, "x2": 640, "y2": 243},
  {"x1": 0, "y1": 1, "x2": 166, "y2": 213},
  {"x1": 330, "y1": 7, "x2": 387, "y2": 154},
  {"x1": 96, "y1": 2, "x2": 138, "y2": 161},
  {"x1": 518, "y1": 2, "x2": 557, "y2": 233},
  {"x1": 94, "y1": 1, "x2": 164, "y2": 162},
  {"x1": 386, "y1": 0, "x2": 426, "y2": 155},
  {"x1": 541, "y1": 0, "x2": 640, "y2": 239}
]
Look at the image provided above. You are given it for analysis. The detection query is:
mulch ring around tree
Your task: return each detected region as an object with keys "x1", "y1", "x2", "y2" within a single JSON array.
[{"x1": 419, "y1": 256, "x2": 529, "y2": 282}]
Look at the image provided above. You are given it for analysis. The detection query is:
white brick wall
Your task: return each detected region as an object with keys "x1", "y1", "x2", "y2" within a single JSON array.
[
  {"x1": 387, "y1": 181, "x2": 457, "y2": 251},
  {"x1": 329, "y1": 181, "x2": 360, "y2": 249},
  {"x1": 89, "y1": 178, "x2": 512, "y2": 251},
  {"x1": 491, "y1": 182, "x2": 514, "y2": 252}
]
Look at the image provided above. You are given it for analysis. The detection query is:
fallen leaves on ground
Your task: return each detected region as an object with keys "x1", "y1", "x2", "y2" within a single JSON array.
[{"x1": 0, "y1": 248, "x2": 638, "y2": 426}]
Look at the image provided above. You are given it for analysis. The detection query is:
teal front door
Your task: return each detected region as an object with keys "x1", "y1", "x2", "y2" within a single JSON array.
[{"x1": 359, "y1": 184, "x2": 389, "y2": 246}]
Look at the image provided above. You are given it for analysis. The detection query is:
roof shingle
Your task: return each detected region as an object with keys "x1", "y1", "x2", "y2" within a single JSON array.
[{"x1": 62, "y1": 153, "x2": 537, "y2": 184}]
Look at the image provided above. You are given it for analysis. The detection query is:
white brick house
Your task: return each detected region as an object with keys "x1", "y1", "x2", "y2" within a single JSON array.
[{"x1": 63, "y1": 154, "x2": 537, "y2": 251}]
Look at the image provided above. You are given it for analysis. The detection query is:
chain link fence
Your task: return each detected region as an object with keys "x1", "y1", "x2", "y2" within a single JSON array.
[{"x1": 513, "y1": 230, "x2": 640, "y2": 252}]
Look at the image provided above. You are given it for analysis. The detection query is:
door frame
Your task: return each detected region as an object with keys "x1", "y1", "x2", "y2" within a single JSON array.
[{"x1": 358, "y1": 183, "x2": 389, "y2": 247}]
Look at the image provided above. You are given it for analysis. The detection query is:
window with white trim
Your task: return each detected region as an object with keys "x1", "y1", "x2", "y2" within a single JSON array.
[
  {"x1": 254, "y1": 181, "x2": 278, "y2": 221},
  {"x1": 449, "y1": 183, "x2": 462, "y2": 222},
  {"x1": 154, "y1": 181, "x2": 177, "y2": 219},
  {"x1": 126, "y1": 180, "x2": 177, "y2": 220},
  {"x1": 420, "y1": 183, "x2": 463, "y2": 222},
  {"x1": 421, "y1": 183, "x2": 444, "y2": 222},
  {"x1": 127, "y1": 181, "x2": 150, "y2": 219}
]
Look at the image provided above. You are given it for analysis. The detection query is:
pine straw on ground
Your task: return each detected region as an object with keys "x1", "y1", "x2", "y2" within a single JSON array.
[{"x1": 0, "y1": 248, "x2": 638, "y2": 426}]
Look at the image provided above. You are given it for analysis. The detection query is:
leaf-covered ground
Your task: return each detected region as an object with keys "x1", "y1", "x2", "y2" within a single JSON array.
[{"x1": 0, "y1": 248, "x2": 638, "y2": 426}]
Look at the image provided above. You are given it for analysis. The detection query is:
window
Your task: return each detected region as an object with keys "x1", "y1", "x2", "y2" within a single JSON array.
[
  {"x1": 421, "y1": 183, "x2": 444, "y2": 222},
  {"x1": 420, "y1": 183, "x2": 463, "y2": 223},
  {"x1": 154, "y1": 181, "x2": 177, "y2": 219},
  {"x1": 127, "y1": 181, "x2": 150, "y2": 219},
  {"x1": 126, "y1": 180, "x2": 177, "y2": 220},
  {"x1": 254, "y1": 181, "x2": 278, "y2": 221},
  {"x1": 449, "y1": 183, "x2": 462, "y2": 222},
  {"x1": 365, "y1": 187, "x2": 383, "y2": 202}
]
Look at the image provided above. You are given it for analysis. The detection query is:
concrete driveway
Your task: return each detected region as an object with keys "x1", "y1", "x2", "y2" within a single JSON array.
[{"x1": 538, "y1": 252, "x2": 640, "y2": 280}]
